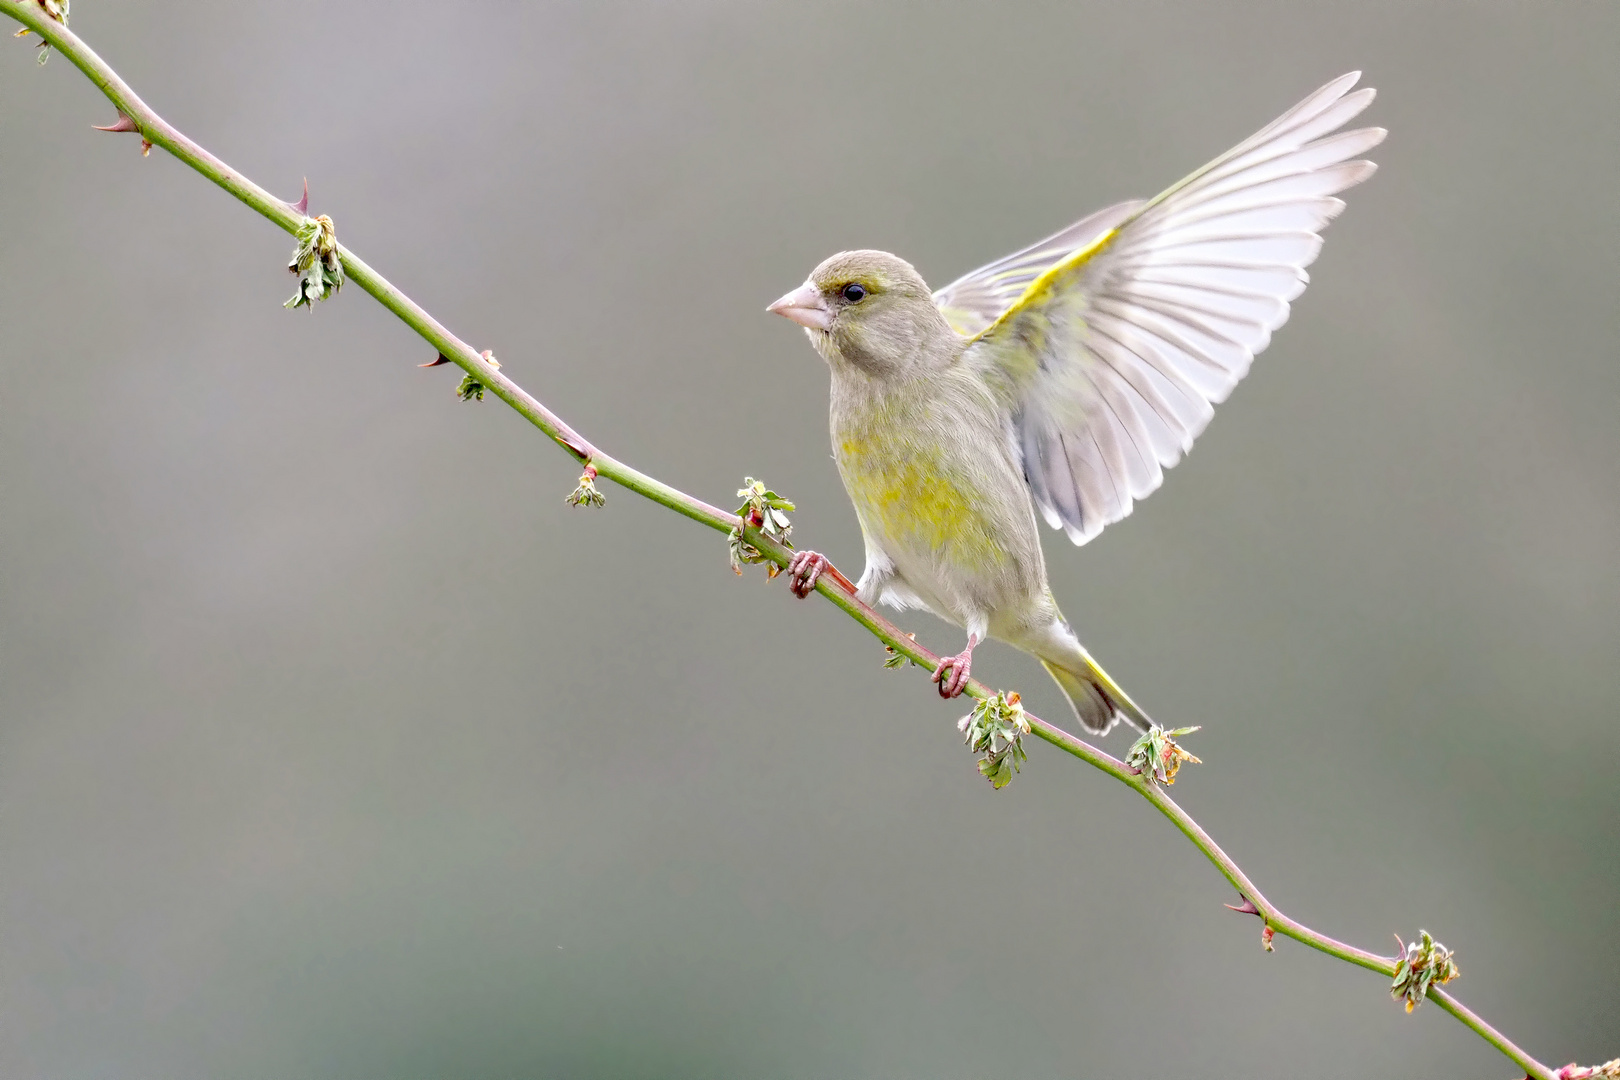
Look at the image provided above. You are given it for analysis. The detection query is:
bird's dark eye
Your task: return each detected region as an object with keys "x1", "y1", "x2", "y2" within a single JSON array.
[{"x1": 841, "y1": 283, "x2": 868, "y2": 303}]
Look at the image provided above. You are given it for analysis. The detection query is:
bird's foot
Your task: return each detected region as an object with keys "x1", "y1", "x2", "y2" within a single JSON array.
[
  {"x1": 931, "y1": 634, "x2": 979, "y2": 699},
  {"x1": 787, "y1": 550, "x2": 830, "y2": 598}
]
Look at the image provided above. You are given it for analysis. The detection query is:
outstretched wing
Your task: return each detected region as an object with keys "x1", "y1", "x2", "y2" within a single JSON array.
[{"x1": 948, "y1": 72, "x2": 1385, "y2": 545}]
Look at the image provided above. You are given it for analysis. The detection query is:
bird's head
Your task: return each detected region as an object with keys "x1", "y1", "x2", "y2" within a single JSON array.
[{"x1": 768, "y1": 250, "x2": 955, "y2": 378}]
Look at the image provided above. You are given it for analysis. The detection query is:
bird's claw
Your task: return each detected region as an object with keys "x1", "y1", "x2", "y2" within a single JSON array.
[
  {"x1": 931, "y1": 649, "x2": 973, "y2": 699},
  {"x1": 787, "y1": 550, "x2": 829, "y2": 598}
]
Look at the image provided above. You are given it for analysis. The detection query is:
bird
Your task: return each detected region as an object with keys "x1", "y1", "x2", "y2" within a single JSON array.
[{"x1": 767, "y1": 73, "x2": 1384, "y2": 735}]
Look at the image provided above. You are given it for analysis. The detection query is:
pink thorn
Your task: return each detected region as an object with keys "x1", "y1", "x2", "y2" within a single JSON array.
[
  {"x1": 1224, "y1": 898, "x2": 1261, "y2": 916},
  {"x1": 419, "y1": 353, "x2": 452, "y2": 368},
  {"x1": 291, "y1": 178, "x2": 309, "y2": 217},
  {"x1": 92, "y1": 114, "x2": 139, "y2": 134}
]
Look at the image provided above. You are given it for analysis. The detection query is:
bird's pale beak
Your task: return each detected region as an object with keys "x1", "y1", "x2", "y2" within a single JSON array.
[{"x1": 767, "y1": 282, "x2": 833, "y2": 332}]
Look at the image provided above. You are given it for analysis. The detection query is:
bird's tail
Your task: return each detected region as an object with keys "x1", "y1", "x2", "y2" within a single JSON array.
[{"x1": 1040, "y1": 646, "x2": 1153, "y2": 736}]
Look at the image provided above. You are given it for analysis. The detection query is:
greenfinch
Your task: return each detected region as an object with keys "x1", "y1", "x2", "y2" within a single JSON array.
[{"x1": 770, "y1": 73, "x2": 1384, "y2": 734}]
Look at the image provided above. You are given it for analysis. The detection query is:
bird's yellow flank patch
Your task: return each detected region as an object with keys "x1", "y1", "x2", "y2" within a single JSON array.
[{"x1": 838, "y1": 431, "x2": 1003, "y2": 572}]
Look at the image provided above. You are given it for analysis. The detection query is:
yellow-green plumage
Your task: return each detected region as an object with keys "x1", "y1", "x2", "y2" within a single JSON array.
[
  {"x1": 788, "y1": 249, "x2": 1146, "y2": 733},
  {"x1": 770, "y1": 73, "x2": 1385, "y2": 733},
  {"x1": 837, "y1": 408, "x2": 1004, "y2": 575}
]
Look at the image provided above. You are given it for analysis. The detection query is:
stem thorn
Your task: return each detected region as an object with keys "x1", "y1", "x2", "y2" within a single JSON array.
[{"x1": 92, "y1": 113, "x2": 137, "y2": 133}]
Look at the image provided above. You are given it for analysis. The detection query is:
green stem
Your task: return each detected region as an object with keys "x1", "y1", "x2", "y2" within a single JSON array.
[
  {"x1": 2, "y1": 7, "x2": 1564, "y2": 1078},
  {"x1": 1430, "y1": 988, "x2": 1561, "y2": 1080}
]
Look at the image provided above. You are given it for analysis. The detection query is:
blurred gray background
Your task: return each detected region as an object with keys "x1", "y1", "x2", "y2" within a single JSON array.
[{"x1": 2, "y1": 2, "x2": 1616, "y2": 1077}]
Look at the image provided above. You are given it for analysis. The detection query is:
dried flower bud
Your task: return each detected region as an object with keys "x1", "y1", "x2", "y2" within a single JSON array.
[
  {"x1": 1125, "y1": 724, "x2": 1202, "y2": 785},
  {"x1": 727, "y1": 477, "x2": 795, "y2": 575}
]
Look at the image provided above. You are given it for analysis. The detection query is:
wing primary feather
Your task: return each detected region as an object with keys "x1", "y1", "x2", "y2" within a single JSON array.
[
  {"x1": 1092, "y1": 297, "x2": 1249, "y2": 395},
  {"x1": 1041, "y1": 426, "x2": 1085, "y2": 530},
  {"x1": 1075, "y1": 361, "x2": 1161, "y2": 495},
  {"x1": 1126, "y1": 230, "x2": 1327, "y2": 267},
  {"x1": 1220, "y1": 72, "x2": 1364, "y2": 158},
  {"x1": 1123, "y1": 261, "x2": 1309, "y2": 300},
  {"x1": 1096, "y1": 293, "x2": 1251, "y2": 361},
  {"x1": 1083, "y1": 327, "x2": 1193, "y2": 465},
  {"x1": 1071, "y1": 428, "x2": 1122, "y2": 538},
  {"x1": 1128, "y1": 279, "x2": 1287, "y2": 327},
  {"x1": 1088, "y1": 312, "x2": 1213, "y2": 414},
  {"x1": 1146, "y1": 200, "x2": 1345, "y2": 239},
  {"x1": 1090, "y1": 302, "x2": 1238, "y2": 399},
  {"x1": 1158, "y1": 154, "x2": 1381, "y2": 213},
  {"x1": 1181, "y1": 116, "x2": 1385, "y2": 199},
  {"x1": 1087, "y1": 314, "x2": 1215, "y2": 443},
  {"x1": 1019, "y1": 419, "x2": 1064, "y2": 529},
  {"x1": 1075, "y1": 404, "x2": 1131, "y2": 515}
]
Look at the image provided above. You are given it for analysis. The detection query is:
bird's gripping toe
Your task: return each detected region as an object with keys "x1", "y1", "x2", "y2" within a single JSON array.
[
  {"x1": 787, "y1": 550, "x2": 829, "y2": 598},
  {"x1": 931, "y1": 634, "x2": 978, "y2": 699}
]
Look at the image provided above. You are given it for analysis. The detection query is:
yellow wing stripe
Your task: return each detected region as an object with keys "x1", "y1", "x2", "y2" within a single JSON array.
[
  {"x1": 966, "y1": 227, "x2": 1122, "y2": 345},
  {"x1": 961, "y1": 119, "x2": 1274, "y2": 347}
]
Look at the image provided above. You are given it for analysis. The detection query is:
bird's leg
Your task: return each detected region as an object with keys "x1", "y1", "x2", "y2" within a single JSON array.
[
  {"x1": 787, "y1": 550, "x2": 830, "y2": 598},
  {"x1": 931, "y1": 633, "x2": 979, "y2": 699}
]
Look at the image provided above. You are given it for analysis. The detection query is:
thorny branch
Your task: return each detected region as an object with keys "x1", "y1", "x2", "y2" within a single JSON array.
[{"x1": 2, "y1": 5, "x2": 1599, "y2": 1078}]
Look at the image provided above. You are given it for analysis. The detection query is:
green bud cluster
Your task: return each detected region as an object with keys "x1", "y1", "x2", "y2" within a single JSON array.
[
  {"x1": 285, "y1": 214, "x2": 343, "y2": 309},
  {"x1": 959, "y1": 691, "x2": 1030, "y2": 789},
  {"x1": 1390, "y1": 930, "x2": 1460, "y2": 1013},
  {"x1": 454, "y1": 350, "x2": 502, "y2": 402}
]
